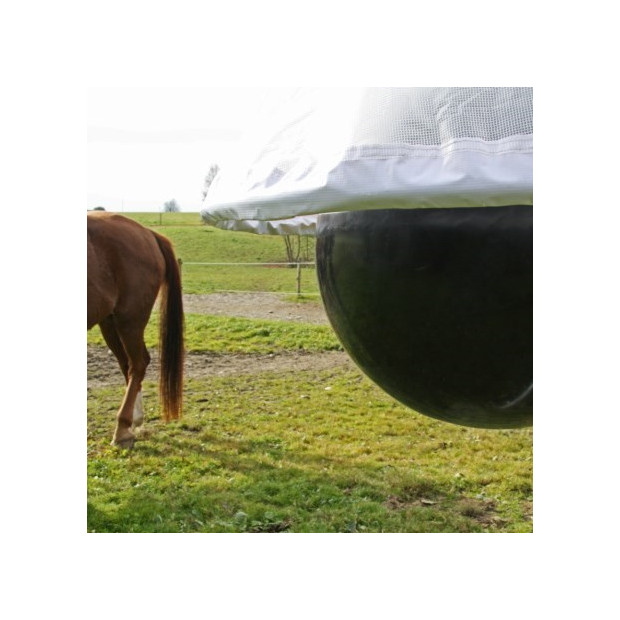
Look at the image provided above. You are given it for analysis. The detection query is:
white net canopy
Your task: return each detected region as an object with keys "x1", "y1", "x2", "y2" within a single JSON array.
[{"x1": 201, "y1": 87, "x2": 533, "y2": 235}]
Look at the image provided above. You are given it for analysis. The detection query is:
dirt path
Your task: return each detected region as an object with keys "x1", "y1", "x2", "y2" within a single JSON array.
[
  {"x1": 182, "y1": 292, "x2": 328, "y2": 324},
  {"x1": 87, "y1": 346, "x2": 352, "y2": 388},
  {"x1": 88, "y1": 292, "x2": 352, "y2": 388}
]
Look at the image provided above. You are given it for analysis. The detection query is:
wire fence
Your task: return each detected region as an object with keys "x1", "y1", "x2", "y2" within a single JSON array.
[{"x1": 179, "y1": 260, "x2": 319, "y2": 296}]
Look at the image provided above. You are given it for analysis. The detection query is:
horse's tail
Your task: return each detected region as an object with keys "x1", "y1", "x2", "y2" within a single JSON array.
[{"x1": 153, "y1": 231, "x2": 184, "y2": 421}]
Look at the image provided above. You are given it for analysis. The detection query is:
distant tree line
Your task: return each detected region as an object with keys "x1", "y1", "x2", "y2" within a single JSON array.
[{"x1": 163, "y1": 199, "x2": 180, "y2": 212}]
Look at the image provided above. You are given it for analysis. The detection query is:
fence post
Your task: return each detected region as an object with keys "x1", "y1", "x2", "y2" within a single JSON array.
[{"x1": 296, "y1": 262, "x2": 302, "y2": 296}]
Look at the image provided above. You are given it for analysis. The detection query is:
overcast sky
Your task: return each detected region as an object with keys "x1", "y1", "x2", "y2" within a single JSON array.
[{"x1": 88, "y1": 87, "x2": 295, "y2": 212}]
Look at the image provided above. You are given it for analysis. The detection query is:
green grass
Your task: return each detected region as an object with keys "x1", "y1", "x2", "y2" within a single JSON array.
[
  {"x1": 88, "y1": 313, "x2": 342, "y2": 354},
  {"x1": 87, "y1": 314, "x2": 532, "y2": 533},
  {"x1": 179, "y1": 263, "x2": 319, "y2": 295},
  {"x1": 122, "y1": 212, "x2": 202, "y2": 227},
  {"x1": 87, "y1": 367, "x2": 533, "y2": 533}
]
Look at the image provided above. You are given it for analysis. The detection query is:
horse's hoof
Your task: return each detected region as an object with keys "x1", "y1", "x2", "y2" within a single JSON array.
[{"x1": 112, "y1": 436, "x2": 135, "y2": 450}]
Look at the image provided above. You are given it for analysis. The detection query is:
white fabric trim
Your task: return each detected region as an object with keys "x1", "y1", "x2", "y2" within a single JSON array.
[
  {"x1": 209, "y1": 215, "x2": 318, "y2": 236},
  {"x1": 201, "y1": 88, "x2": 533, "y2": 236}
]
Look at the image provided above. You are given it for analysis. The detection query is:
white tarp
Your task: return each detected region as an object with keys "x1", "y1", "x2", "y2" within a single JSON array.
[{"x1": 201, "y1": 87, "x2": 533, "y2": 235}]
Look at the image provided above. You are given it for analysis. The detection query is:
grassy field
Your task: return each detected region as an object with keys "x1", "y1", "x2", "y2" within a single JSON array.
[
  {"x1": 123, "y1": 211, "x2": 319, "y2": 295},
  {"x1": 88, "y1": 312, "x2": 343, "y2": 354},
  {"x1": 86, "y1": 211, "x2": 533, "y2": 533},
  {"x1": 87, "y1": 364, "x2": 533, "y2": 533}
]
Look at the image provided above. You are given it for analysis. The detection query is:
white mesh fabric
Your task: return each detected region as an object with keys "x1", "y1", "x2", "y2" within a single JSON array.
[
  {"x1": 202, "y1": 87, "x2": 533, "y2": 235},
  {"x1": 350, "y1": 88, "x2": 532, "y2": 146}
]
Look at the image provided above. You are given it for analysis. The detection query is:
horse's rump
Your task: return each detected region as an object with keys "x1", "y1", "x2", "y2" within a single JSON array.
[{"x1": 87, "y1": 213, "x2": 166, "y2": 326}]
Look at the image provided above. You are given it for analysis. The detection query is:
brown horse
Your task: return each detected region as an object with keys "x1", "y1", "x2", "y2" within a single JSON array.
[{"x1": 87, "y1": 212, "x2": 184, "y2": 448}]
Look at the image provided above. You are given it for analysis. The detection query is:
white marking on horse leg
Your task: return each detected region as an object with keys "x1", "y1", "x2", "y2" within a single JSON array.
[{"x1": 132, "y1": 391, "x2": 144, "y2": 427}]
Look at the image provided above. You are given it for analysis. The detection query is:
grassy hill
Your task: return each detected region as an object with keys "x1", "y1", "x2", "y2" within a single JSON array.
[{"x1": 119, "y1": 212, "x2": 318, "y2": 294}]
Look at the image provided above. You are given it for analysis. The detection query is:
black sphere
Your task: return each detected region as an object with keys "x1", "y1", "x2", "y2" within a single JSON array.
[{"x1": 316, "y1": 206, "x2": 533, "y2": 429}]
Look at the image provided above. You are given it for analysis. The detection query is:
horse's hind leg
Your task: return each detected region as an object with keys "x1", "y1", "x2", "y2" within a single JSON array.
[
  {"x1": 110, "y1": 321, "x2": 151, "y2": 449},
  {"x1": 99, "y1": 317, "x2": 145, "y2": 429},
  {"x1": 99, "y1": 316, "x2": 129, "y2": 378}
]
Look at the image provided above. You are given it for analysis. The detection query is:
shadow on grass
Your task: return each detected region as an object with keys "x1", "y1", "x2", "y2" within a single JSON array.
[
  {"x1": 87, "y1": 371, "x2": 533, "y2": 533},
  {"x1": 87, "y1": 429, "x2": 527, "y2": 533}
]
